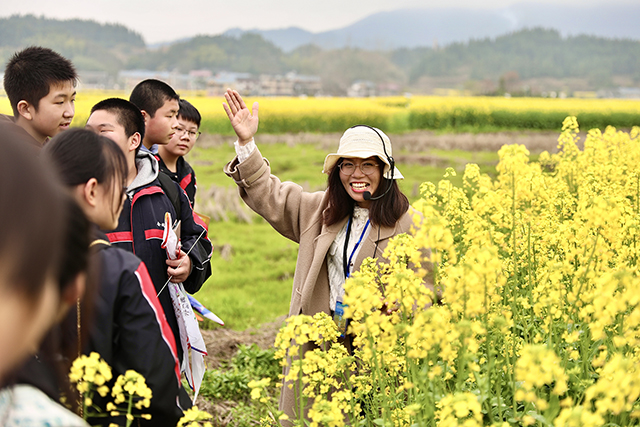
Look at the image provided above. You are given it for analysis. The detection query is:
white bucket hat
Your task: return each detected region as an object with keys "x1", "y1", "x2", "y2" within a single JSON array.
[{"x1": 322, "y1": 126, "x2": 404, "y2": 180}]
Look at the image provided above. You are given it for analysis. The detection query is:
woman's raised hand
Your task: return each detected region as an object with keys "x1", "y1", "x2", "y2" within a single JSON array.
[{"x1": 223, "y1": 88, "x2": 259, "y2": 145}]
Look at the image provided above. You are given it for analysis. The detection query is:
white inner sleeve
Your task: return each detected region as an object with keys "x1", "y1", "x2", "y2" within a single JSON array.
[{"x1": 234, "y1": 138, "x2": 257, "y2": 163}]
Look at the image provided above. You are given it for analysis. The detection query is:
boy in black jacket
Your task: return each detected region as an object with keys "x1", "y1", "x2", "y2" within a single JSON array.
[
  {"x1": 157, "y1": 99, "x2": 200, "y2": 207},
  {"x1": 85, "y1": 97, "x2": 213, "y2": 392}
]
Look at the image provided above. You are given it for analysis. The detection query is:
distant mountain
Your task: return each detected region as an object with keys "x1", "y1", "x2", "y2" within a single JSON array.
[
  {"x1": 223, "y1": 3, "x2": 640, "y2": 51},
  {"x1": 1, "y1": 12, "x2": 637, "y2": 95}
]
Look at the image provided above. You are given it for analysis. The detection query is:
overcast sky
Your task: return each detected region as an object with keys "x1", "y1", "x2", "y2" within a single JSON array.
[{"x1": 0, "y1": 0, "x2": 627, "y2": 44}]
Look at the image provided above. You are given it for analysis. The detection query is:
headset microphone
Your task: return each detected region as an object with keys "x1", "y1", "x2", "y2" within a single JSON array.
[
  {"x1": 363, "y1": 184, "x2": 394, "y2": 201},
  {"x1": 362, "y1": 178, "x2": 393, "y2": 201}
]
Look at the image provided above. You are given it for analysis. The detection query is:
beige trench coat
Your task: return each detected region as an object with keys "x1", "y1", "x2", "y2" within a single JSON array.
[{"x1": 224, "y1": 147, "x2": 427, "y2": 423}]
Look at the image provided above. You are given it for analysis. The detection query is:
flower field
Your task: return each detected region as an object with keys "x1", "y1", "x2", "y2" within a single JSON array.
[
  {"x1": 2, "y1": 91, "x2": 639, "y2": 133},
  {"x1": 249, "y1": 118, "x2": 640, "y2": 426}
]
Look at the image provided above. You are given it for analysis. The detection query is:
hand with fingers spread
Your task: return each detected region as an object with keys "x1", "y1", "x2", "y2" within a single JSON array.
[{"x1": 223, "y1": 88, "x2": 259, "y2": 146}]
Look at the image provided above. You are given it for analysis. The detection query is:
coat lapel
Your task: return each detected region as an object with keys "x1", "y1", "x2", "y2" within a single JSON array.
[
  {"x1": 353, "y1": 221, "x2": 398, "y2": 270},
  {"x1": 298, "y1": 216, "x2": 348, "y2": 313}
]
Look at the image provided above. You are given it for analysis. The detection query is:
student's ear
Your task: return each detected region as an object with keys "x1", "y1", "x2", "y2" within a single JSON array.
[
  {"x1": 129, "y1": 132, "x2": 142, "y2": 153},
  {"x1": 77, "y1": 178, "x2": 100, "y2": 208},
  {"x1": 140, "y1": 110, "x2": 150, "y2": 124},
  {"x1": 16, "y1": 100, "x2": 34, "y2": 121}
]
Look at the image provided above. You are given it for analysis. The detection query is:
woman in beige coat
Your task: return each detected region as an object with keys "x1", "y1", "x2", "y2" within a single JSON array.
[{"x1": 223, "y1": 89, "x2": 429, "y2": 424}]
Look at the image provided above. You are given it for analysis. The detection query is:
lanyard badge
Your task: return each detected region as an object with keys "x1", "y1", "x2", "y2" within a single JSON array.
[{"x1": 333, "y1": 298, "x2": 348, "y2": 338}]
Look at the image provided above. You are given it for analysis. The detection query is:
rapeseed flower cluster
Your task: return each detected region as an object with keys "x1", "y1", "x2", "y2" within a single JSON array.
[
  {"x1": 177, "y1": 407, "x2": 214, "y2": 427},
  {"x1": 260, "y1": 119, "x2": 640, "y2": 426},
  {"x1": 69, "y1": 352, "x2": 112, "y2": 398},
  {"x1": 436, "y1": 392, "x2": 483, "y2": 427},
  {"x1": 68, "y1": 353, "x2": 170, "y2": 426}
]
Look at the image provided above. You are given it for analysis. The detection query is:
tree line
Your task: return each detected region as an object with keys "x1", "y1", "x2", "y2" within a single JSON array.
[{"x1": 1, "y1": 15, "x2": 639, "y2": 95}]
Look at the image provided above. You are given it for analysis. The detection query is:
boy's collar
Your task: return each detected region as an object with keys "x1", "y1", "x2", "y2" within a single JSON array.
[{"x1": 140, "y1": 144, "x2": 158, "y2": 155}]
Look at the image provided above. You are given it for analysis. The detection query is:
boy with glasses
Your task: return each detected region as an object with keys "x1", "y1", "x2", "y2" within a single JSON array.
[{"x1": 157, "y1": 99, "x2": 201, "y2": 207}]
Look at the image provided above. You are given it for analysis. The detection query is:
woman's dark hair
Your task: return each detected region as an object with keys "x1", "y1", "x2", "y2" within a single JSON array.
[
  {"x1": 57, "y1": 196, "x2": 91, "y2": 291},
  {"x1": 57, "y1": 196, "x2": 95, "y2": 383},
  {"x1": 0, "y1": 130, "x2": 67, "y2": 302},
  {"x1": 44, "y1": 128, "x2": 128, "y2": 221},
  {"x1": 323, "y1": 158, "x2": 409, "y2": 228}
]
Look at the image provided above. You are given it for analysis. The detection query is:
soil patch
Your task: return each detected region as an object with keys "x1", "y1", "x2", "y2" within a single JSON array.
[{"x1": 201, "y1": 315, "x2": 286, "y2": 369}]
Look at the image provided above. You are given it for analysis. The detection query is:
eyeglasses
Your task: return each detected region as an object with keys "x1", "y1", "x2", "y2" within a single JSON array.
[
  {"x1": 338, "y1": 160, "x2": 379, "y2": 176},
  {"x1": 175, "y1": 126, "x2": 201, "y2": 140}
]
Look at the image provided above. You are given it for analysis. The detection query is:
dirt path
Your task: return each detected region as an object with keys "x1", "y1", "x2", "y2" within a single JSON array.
[{"x1": 200, "y1": 316, "x2": 286, "y2": 369}]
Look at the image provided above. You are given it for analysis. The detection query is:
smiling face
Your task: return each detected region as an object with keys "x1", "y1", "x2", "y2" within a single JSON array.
[
  {"x1": 25, "y1": 80, "x2": 76, "y2": 142},
  {"x1": 143, "y1": 98, "x2": 179, "y2": 148},
  {"x1": 86, "y1": 110, "x2": 131, "y2": 154},
  {"x1": 339, "y1": 156, "x2": 382, "y2": 208},
  {"x1": 86, "y1": 109, "x2": 140, "y2": 185}
]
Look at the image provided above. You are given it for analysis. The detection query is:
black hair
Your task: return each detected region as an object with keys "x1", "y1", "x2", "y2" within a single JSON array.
[
  {"x1": 10, "y1": 195, "x2": 95, "y2": 411},
  {"x1": 57, "y1": 195, "x2": 95, "y2": 364},
  {"x1": 177, "y1": 99, "x2": 201, "y2": 127},
  {"x1": 324, "y1": 158, "x2": 409, "y2": 228},
  {"x1": 90, "y1": 98, "x2": 146, "y2": 155},
  {"x1": 129, "y1": 79, "x2": 179, "y2": 118},
  {"x1": 44, "y1": 128, "x2": 128, "y2": 225},
  {"x1": 57, "y1": 196, "x2": 91, "y2": 292},
  {"x1": 0, "y1": 126, "x2": 67, "y2": 302},
  {"x1": 3, "y1": 46, "x2": 77, "y2": 116}
]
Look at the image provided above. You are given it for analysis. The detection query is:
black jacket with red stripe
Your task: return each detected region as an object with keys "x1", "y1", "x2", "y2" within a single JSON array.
[
  {"x1": 88, "y1": 230, "x2": 186, "y2": 426},
  {"x1": 156, "y1": 155, "x2": 197, "y2": 208},
  {"x1": 105, "y1": 151, "x2": 212, "y2": 363}
]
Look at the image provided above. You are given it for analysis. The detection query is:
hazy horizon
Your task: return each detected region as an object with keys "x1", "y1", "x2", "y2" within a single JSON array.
[{"x1": 1, "y1": 0, "x2": 634, "y2": 44}]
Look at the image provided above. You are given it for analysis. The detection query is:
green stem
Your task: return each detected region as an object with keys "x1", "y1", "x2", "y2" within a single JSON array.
[
  {"x1": 126, "y1": 393, "x2": 133, "y2": 427},
  {"x1": 483, "y1": 279, "x2": 498, "y2": 422},
  {"x1": 298, "y1": 344, "x2": 304, "y2": 424}
]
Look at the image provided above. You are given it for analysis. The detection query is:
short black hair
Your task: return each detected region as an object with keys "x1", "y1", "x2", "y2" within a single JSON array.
[
  {"x1": 3, "y1": 46, "x2": 77, "y2": 116},
  {"x1": 90, "y1": 98, "x2": 146, "y2": 155},
  {"x1": 177, "y1": 99, "x2": 201, "y2": 128},
  {"x1": 129, "y1": 79, "x2": 179, "y2": 118}
]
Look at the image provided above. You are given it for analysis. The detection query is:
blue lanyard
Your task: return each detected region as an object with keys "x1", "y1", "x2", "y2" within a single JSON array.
[{"x1": 343, "y1": 216, "x2": 371, "y2": 279}]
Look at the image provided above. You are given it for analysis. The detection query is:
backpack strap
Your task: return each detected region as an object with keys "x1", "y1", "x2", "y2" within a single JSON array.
[{"x1": 157, "y1": 171, "x2": 182, "y2": 220}]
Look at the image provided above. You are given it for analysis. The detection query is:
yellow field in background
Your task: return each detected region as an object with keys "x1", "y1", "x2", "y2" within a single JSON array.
[{"x1": 1, "y1": 90, "x2": 639, "y2": 133}]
